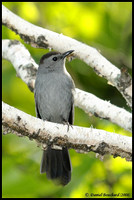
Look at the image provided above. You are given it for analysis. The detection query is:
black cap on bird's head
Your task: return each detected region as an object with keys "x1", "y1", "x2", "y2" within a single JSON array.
[{"x1": 39, "y1": 50, "x2": 74, "y2": 65}]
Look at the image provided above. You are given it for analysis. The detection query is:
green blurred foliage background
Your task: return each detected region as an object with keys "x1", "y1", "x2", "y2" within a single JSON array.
[{"x1": 2, "y1": 2, "x2": 132, "y2": 198}]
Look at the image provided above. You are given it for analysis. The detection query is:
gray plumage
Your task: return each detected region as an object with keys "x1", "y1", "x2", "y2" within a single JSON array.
[{"x1": 34, "y1": 50, "x2": 75, "y2": 185}]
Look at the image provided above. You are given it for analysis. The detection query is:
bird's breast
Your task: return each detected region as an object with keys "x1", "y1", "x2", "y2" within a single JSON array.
[{"x1": 35, "y1": 72, "x2": 74, "y2": 123}]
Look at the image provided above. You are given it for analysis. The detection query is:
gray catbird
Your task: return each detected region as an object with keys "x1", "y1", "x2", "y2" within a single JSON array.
[{"x1": 34, "y1": 50, "x2": 75, "y2": 185}]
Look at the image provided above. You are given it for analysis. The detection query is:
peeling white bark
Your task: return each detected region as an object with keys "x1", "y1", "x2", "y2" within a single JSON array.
[
  {"x1": 2, "y1": 5, "x2": 132, "y2": 108},
  {"x1": 2, "y1": 39, "x2": 132, "y2": 132},
  {"x1": 74, "y1": 89, "x2": 132, "y2": 132},
  {"x1": 2, "y1": 102, "x2": 132, "y2": 161},
  {"x1": 2, "y1": 39, "x2": 38, "y2": 91}
]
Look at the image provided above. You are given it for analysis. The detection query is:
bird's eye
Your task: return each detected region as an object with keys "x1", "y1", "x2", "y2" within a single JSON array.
[{"x1": 53, "y1": 57, "x2": 57, "y2": 61}]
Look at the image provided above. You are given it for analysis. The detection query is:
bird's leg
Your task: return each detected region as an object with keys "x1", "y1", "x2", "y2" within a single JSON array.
[{"x1": 63, "y1": 121, "x2": 73, "y2": 132}]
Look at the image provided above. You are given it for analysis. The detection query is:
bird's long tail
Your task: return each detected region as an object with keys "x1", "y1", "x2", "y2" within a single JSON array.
[{"x1": 40, "y1": 146, "x2": 71, "y2": 186}]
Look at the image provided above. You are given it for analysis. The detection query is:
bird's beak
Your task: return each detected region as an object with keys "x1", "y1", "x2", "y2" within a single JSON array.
[{"x1": 61, "y1": 50, "x2": 74, "y2": 59}]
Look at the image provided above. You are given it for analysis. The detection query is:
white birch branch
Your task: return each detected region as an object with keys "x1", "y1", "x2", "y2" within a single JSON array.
[
  {"x1": 2, "y1": 5, "x2": 132, "y2": 108},
  {"x1": 2, "y1": 39, "x2": 132, "y2": 132},
  {"x1": 2, "y1": 39, "x2": 38, "y2": 91},
  {"x1": 2, "y1": 101, "x2": 132, "y2": 161},
  {"x1": 74, "y1": 89, "x2": 132, "y2": 132}
]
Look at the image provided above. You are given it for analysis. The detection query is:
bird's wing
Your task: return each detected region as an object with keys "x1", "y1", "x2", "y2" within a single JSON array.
[
  {"x1": 35, "y1": 102, "x2": 42, "y2": 119},
  {"x1": 68, "y1": 102, "x2": 74, "y2": 125}
]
